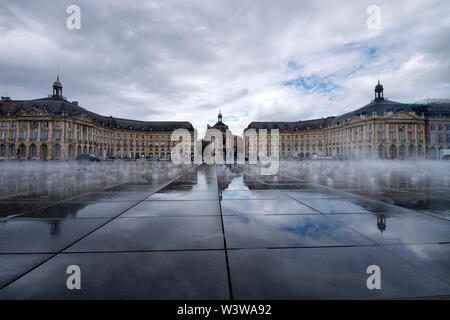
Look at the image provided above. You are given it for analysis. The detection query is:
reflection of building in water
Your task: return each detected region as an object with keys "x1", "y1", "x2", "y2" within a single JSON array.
[
  {"x1": 245, "y1": 82, "x2": 450, "y2": 160},
  {"x1": 0, "y1": 78, "x2": 194, "y2": 160},
  {"x1": 0, "y1": 162, "x2": 184, "y2": 204},
  {"x1": 377, "y1": 214, "x2": 387, "y2": 235}
]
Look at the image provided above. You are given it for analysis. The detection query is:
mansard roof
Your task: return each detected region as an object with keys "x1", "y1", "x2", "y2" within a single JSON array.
[
  {"x1": 0, "y1": 96, "x2": 194, "y2": 131},
  {"x1": 332, "y1": 99, "x2": 414, "y2": 125},
  {"x1": 246, "y1": 117, "x2": 336, "y2": 131}
]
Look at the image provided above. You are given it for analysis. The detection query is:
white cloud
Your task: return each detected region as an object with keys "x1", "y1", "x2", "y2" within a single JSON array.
[{"x1": 0, "y1": 0, "x2": 449, "y2": 137}]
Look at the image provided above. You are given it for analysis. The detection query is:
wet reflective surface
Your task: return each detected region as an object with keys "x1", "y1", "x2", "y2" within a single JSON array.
[{"x1": 0, "y1": 161, "x2": 450, "y2": 299}]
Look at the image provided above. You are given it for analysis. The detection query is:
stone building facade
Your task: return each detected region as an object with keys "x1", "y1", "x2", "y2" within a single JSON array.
[
  {"x1": 0, "y1": 78, "x2": 193, "y2": 160},
  {"x1": 245, "y1": 82, "x2": 450, "y2": 160},
  {"x1": 1, "y1": 79, "x2": 449, "y2": 161}
]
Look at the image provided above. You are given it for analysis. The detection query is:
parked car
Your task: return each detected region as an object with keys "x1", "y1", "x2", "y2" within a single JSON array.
[{"x1": 76, "y1": 154, "x2": 101, "y2": 162}]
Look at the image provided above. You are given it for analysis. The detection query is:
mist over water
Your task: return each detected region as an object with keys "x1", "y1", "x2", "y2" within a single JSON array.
[
  {"x1": 0, "y1": 161, "x2": 193, "y2": 201},
  {"x1": 1, "y1": 160, "x2": 449, "y2": 219},
  {"x1": 277, "y1": 160, "x2": 450, "y2": 192}
]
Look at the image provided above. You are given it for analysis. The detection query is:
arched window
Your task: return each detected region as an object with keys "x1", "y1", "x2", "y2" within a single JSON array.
[{"x1": 378, "y1": 145, "x2": 383, "y2": 158}]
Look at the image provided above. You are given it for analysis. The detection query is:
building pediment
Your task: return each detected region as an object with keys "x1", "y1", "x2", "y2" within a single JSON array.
[
  {"x1": 384, "y1": 111, "x2": 421, "y2": 120},
  {"x1": 15, "y1": 107, "x2": 48, "y2": 117}
]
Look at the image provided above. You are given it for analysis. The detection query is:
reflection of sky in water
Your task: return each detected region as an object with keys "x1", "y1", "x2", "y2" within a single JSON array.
[
  {"x1": 222, "y1": 199, "x2": 317, "y2": 215},
  {"x1": 224, "y1": 215, "x2": 373, "y2": 248},
  {"x1": 330, "y1": 213, "x2": 450, "y2": 245}
]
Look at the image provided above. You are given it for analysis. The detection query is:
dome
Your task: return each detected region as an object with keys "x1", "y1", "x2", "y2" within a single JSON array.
[{"x1": 53, "y1": 76, "x2": 63, "y2": 88}]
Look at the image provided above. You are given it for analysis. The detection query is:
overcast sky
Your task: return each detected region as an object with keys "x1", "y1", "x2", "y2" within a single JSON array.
[{"x1": 0, "y1": 0, "x2": 449, "y2": 135}]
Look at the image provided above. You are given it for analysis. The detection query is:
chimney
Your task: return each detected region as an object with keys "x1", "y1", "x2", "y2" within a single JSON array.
[
  {"x1": 72, "y1": 101, "x2": 78, "y2": 105},
  {"x1": 1, "y1": 96, "x2": 11, "y2": 102}
]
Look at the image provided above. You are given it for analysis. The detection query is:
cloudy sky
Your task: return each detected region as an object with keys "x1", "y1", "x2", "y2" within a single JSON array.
[{"x1": 0, "y1": 0, "x2": 449, "y2": 135}]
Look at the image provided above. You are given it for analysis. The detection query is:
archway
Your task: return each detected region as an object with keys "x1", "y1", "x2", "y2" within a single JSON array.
[
  {"x1": 30, "y1": 144, "x2": 37, "y2": 158},
  {"x1": 40, "y1": 144, "x2": 48, "y2": 159},
  {"x1": 55, "y1": 144, "x2": 61, "y2": 159},
  {"x1": 18, "y1": 144, "x2": 26, "y2": 158},
  {"x1": 408, "y1": 145, "x2": 415, "y2": 159},
  {"x1": 399, "y1": 145, "x2": 405, "y2": 159},
  {"x1": 389, "y1": 145, "x2": 396, "y2": 159},
  {"x1": 10, "y1": 144, "x2": 16, "y2": 158}
]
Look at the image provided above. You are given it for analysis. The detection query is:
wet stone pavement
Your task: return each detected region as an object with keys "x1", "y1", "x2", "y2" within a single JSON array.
[{"x1": 1, "y1": 163, "x2": 450, "y2": 299}]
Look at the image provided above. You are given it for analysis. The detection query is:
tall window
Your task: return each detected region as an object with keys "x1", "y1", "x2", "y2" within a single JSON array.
[
  {"x1": 1, "y1": 131, "x2": 5, "y2": 141},
  {"x1": 389, "y1": 145, "x2": 396, "y2": 159},
  {"x1": 399, "y1": 145, "x2": 405, "y2": 158},
  {"x1": 32, "y1": 129, "x2": 38, "y2": 140},
  {"x1": 0, "y1": 144, "x2": 5, "y2": 157},
  {"x1": 31, "y1": 144, "x2": 37, "y2": 157},
  {"x1": 55, "y1": 144, "x2": 61, "y2": 157}
]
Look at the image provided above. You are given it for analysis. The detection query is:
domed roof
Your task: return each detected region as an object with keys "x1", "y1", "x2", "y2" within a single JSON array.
[
  {"x1": 53, "y1": 76, "x2": 63, "y2": 88},
  {"x1": 212, "y1": 121, "x2": 229, "y2": 132}
]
